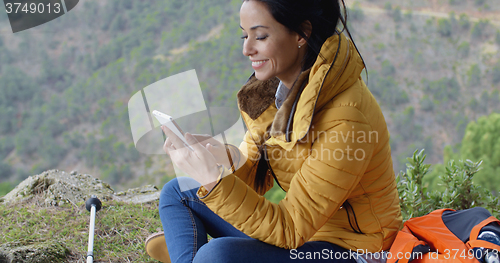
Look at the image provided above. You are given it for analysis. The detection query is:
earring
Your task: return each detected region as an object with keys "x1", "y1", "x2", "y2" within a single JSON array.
[{"x1": 298, "y1": 45, "x2": 302, "y2": 49}]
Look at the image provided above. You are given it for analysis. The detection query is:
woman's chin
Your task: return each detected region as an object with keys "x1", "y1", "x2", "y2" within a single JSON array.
[{"x1": 254, "y1": 72, "x2": 274, "y2": 82}]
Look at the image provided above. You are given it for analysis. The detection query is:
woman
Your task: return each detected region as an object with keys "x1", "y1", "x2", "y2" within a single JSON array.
[{"x1": 146, "y1": 0, "x2": 402, "y2": 262}]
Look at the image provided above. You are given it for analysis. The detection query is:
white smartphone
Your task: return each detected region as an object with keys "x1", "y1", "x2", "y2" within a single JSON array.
[{"x1": 152, "y1": 110, "x2": 194, "y2": 151}]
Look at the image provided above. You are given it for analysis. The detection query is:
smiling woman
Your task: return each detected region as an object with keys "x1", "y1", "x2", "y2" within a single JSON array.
[
  {"x1": 146, "y1": 0, "x2": 403, "y2": 263},
  {"x1": 240, "y1": 1, "x2": 307, "y2": 89}
]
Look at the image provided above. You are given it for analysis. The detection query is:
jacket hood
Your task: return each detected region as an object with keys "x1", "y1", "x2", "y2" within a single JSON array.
[{"x1": 237, "y1": 32, "x2": 365, "y2": 151}]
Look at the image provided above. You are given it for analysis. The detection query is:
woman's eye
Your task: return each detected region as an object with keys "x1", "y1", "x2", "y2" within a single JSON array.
[{"x1": 241, "y1": 35, "x2": 268, "y2": 40}]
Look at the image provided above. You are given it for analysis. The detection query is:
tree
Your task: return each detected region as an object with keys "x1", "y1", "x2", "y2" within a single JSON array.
[
  {"x1": 492, "y1": 62, "x2": 500, "y2": 84},
  {"x1": 467, "y1": 64, "x2": 481, "y2": 87},
  {"x1": 381, "y1": 60, "x2": 396, "y2": 77},
  {"x1": 459, "y1": 113, "x2": 500, "y2": 194},
  {"x1": 458, "y1": 13, "x2": 470, "y2": 30},
  {"x1": 437, "y1": 18, "x2": 452, "y2": 37},
  {"x1": 0, "y1": 67, "x2": 37, "y2": 106},
  {"x1": 471, "y1": 19, "x2": 490, "y2": 39},
  {"x1": 0, "y1": 161, "x2": 12, "y2": 180},
  {"x1": 392, "y1": 6, "x2": 402, "y2": 22},
  {"x1": 457, "y1": 41, "x2": 470, "y2": 58},
  {"x1": 475, "y1": 0, "x2": 486, "y2": 6}
]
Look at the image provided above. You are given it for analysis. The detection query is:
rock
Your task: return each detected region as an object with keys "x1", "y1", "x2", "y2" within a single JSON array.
[
  {"x1": 114, "y1": 185, "x2": 161, "y2": 204},
  {"x1": 1, "y1": 170, "x2": 114, "y2": 206},
  {"x1": 0, "y1": 240, "x2": 69, "y2": 263},
  {"x1": 1, "y1": 170, "x2": 161, "y2": 206}
]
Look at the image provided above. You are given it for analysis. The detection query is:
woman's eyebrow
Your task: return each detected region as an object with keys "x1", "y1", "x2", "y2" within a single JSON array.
[{"x1": 239, "y1": 25, "x2": 270, "y2": 30}]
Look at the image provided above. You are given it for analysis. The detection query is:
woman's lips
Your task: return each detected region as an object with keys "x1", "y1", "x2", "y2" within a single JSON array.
[{"x1": 251, "y1": 59, "x2": 269, "y2": 69}]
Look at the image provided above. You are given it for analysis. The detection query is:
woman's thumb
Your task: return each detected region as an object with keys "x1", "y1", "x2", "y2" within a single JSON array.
[{"x1": 205, "y1": 143, "x2": 213, "y2": 151}]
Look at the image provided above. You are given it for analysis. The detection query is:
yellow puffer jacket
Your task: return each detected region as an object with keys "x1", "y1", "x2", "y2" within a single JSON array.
[{"x1": 197, "y1": 32, "x2": 403, "y2": 252}]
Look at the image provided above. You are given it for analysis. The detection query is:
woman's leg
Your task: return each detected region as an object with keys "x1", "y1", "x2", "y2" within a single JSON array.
[
  {"x1": 193, "y1": 237, "x2": 357, "y2": 263},
  {"x1": 159, "y1": 177, "x2": 250, "y2": 263}
]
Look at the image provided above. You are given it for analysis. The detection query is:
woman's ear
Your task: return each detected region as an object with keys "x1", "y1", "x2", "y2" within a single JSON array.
[{"x1": 298, "y1": 20, "x2": 312, "y2": 46}]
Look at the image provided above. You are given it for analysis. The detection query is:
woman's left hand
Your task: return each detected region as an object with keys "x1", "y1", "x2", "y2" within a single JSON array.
[{"x1": 161, "y1": 125, "x2": 221, "y2": 192}]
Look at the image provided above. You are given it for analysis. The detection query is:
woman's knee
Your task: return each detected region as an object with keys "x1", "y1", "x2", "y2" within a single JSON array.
[
  {"x1": 159, "y1": 177, "x2": 201, "y2": 206},
  {"x1": 193, "y1": 238, "x2": 242, "y2": 263}
]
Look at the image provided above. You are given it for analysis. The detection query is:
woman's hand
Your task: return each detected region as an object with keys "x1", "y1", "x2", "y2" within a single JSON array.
[
  {"x1": 190, "y1": 134, "x2": 238, "y2": 170},
  {"x1": 162, "y1": 126, "x2": 221, "y2": 192}
]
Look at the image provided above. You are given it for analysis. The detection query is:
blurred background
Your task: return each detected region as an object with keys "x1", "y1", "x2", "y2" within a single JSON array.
[{"x1": 0, "y1": 0, "x2": 498, "y2": 196}]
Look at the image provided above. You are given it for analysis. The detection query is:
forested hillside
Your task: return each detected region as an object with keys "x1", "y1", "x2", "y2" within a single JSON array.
[{"x1": 0, "y1": 0, "x2": 499, "y2": 195}]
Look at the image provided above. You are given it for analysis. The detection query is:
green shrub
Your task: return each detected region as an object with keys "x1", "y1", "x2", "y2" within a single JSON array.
[
  {"x1": 384, "y1": 2, "x2": 392, "y2": 11},
  {"x1": 0, "y1": 106, "x2": 15, "y2": 134},
  {"x1": 457, "y1": 41, "x2": 470, "y2": 58},
  {"x1": 467, "y1": 64, "x2": 481, "y2": 86},
  {"x1": 492, "y1": 63, "x2": 500, "y2": 84},
  {"x1": 403, "y1": 10, "x2": 412, "y2": 21},
  {"x1": 392, "y1": 6, "x2": 402, "y2": 22},
  {"x1": 458, "y1": 13, "x2": 470, "y2": 30},
  {"x1": 419, "y1": 95, "x2": 434, "y2": 112},
  {"x1": 471, "y1": 19, "x2": 490, "y2": 39},
  {"x1": 449, "y1": 11, "x2": 457, "y2": 27},
  {"x1": 0, "y1": 138, "x2": 14, "y2": 160},
  {"x1": 437, "y1": 18, "x2": 452, "y2": 37},
  {"x1": 0, "y1": 67, "x2": 37, "y2": 106},
  {"x1": 0, "y1": 161, "x2": 12, "y2": 180},
  {"x1": 373, "y1": 76, "x2": 409, "y2": 106},
  {"x1": 381, "y1": 60, "x2": 396, "y2": 77},
  {"x1": 475, "y1": 0, "x2": 486, "y2": 6},
  {"x1": 423, "y1": 77, "x2": 460, "y2": 102},
  {"x1": 397, "y1": 150, "x2": 500, "y2": 221}
]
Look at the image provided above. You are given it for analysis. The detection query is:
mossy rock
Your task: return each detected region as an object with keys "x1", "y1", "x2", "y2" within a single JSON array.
[
  {"x1": 0, "y1": 240, "x2": 69, "y2": 263},
  {"x1": 1, "y1": 170, "x2": 114, "y2": 206},
  {"x1": 1, "y1": 170, "x2": 161, "y2": 206}
]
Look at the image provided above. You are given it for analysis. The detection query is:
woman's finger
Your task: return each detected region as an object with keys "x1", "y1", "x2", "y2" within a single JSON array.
[
  {"x1": 163, "y1": 137, "x2": 177, "y2": 155},
  {"x1": 163, "y1": 136, "x2": 168, "y2": 154},
  {"x1": 184, "y1": 132, "x2": 206, "y2": 153},
  {"x1": 161, "y1": 126, "x2": 187, "y2": 150},
  {"x1": 191, "y1": 134, "x2": 221, "y2": 146}
]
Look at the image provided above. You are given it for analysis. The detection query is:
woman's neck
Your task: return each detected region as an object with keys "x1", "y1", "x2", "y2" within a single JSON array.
[{"x1": 278, "y1": 67, "x2": 302, "y2": 90}]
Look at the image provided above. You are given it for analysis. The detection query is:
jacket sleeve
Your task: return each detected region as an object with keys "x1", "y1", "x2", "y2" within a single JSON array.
[{"x1": 198, "y1": 118, "x2": 375, "y2": 249}]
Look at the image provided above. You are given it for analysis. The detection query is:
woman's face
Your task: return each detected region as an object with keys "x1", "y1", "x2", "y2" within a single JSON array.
[{"x1": 240, "y1": 0, "x2": 306, "y2": 86}]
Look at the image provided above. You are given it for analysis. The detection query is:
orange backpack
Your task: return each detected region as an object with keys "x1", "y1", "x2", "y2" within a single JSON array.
[{"x1": 388, "y1": 207, "x2": 500, "y2": 263}]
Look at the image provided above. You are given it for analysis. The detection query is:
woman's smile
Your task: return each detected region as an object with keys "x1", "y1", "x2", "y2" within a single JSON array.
[{"x1": 251, "y1": 59, "x2": 269, "y2": 69}]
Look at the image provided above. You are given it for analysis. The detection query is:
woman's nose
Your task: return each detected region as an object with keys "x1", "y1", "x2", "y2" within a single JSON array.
[{"x1": 242, "y1": 39, "x2": 256, "y2": 57}]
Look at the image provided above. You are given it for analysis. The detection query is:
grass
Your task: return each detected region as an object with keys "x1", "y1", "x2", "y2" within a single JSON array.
[{"x1": 0, "y1": 196, "x2": 163, "y2": 262}]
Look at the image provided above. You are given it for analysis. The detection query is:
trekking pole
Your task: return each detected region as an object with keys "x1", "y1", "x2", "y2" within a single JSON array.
[{"x1": 85, "y1": 195, "x2": 102, "y2": 263}]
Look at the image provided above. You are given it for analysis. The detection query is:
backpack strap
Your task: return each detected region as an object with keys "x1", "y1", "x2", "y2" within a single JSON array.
[
  {"x1": 388, "y1": 225, "x2": 428, "y2": 263},
  {"x1": 466, "y1": 216, "x2": 500, "y2": 251}
]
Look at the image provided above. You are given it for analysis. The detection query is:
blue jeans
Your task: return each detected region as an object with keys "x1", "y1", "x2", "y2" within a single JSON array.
[{"x1": 159, "y1": 177, "x2": 356, "y2": 263}]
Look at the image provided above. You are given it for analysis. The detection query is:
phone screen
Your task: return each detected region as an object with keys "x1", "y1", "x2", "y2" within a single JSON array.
[{"x1": 152, "y1": 110, "x2": 194, "y2": 151}]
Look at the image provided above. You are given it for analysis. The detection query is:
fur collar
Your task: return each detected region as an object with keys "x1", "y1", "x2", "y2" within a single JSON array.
[
  {"x1": 237, "y1": 69, "x2": 311, "y2": 137},
  {"x1": 269, "y1": 69, "x2": 311, "y2": 138},
  {"x1": 237, "y1": 73, "x2": 280, "y2": 120}
]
